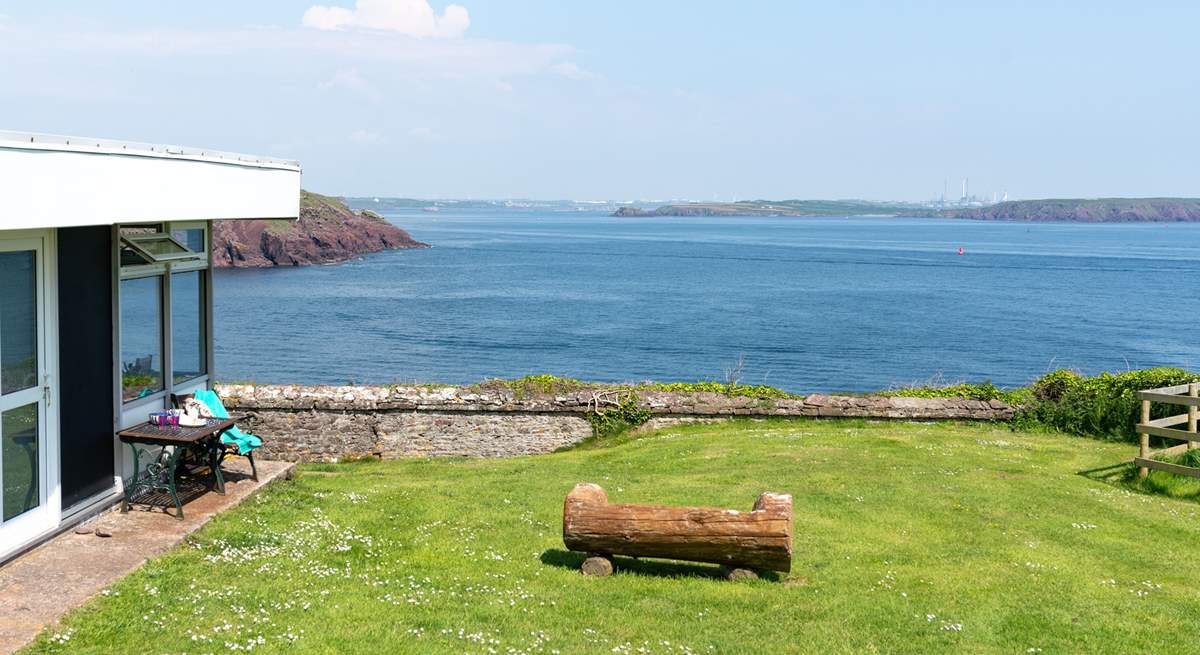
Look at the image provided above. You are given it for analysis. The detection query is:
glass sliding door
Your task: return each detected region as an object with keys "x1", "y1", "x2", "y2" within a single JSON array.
[{"x1": 0, "y1": 234, "x2": 57, "y2": 558}]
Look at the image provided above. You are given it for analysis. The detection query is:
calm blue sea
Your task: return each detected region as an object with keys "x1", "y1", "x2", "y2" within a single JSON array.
[{"x1": 213, "y1": 211, "x2": 1200, "y2": 393}]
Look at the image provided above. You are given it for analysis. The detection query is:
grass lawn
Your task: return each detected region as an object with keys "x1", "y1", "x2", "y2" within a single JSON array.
[{"x1": 24, "y1": 419, "x2": 1200, "y2": 654}]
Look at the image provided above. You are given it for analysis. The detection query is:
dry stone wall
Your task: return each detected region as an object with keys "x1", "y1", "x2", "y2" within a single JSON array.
[{"x1": 213, "y1": 384, "x2": 1015, "y2": 462}]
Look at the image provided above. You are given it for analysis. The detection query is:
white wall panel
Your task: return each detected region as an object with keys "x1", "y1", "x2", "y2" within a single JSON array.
[{"x1": 0, "y1": 146, "x2": 300, "y2": 230}]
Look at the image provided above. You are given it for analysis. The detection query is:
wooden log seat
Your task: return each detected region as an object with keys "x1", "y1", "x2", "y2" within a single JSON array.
[{"x1": 562, "y1": 483, "x2": 793, "y2": 573}]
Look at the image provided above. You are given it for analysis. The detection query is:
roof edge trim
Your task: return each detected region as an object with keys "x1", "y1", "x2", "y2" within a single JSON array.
[{"x1": 0, "y1": 131, "x2": 301, "y2": 172}]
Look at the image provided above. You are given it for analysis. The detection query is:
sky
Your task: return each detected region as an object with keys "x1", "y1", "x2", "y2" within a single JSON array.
[{"x1": 1, "y1": 1, "x2": 1199, "y2": 201}]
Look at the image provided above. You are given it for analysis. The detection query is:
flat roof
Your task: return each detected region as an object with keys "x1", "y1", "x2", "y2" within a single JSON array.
[
  {"x1": 0, "y1": 130, "x2": 301, "y2": 172},
  {"x1": 1, "y1": 130, "x2": 302, "y2": 228}
]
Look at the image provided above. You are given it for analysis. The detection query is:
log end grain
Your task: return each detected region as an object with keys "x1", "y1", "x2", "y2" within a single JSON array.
[{"x1": 566, "y1": 482, "x2": 609, "y2": 507}]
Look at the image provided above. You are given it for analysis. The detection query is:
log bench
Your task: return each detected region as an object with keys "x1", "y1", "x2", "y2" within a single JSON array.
[{"x1": 562, "y1": 483, "x2": 792, "y2": 579}]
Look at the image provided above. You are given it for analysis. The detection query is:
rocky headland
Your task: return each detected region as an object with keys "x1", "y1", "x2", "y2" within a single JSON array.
[
  {"x1": 212, "y1": 191, "x2": 429, "y2": 268},
  {"x1": 940, "y1": 198, "x2": 1200, "y2": 222}
]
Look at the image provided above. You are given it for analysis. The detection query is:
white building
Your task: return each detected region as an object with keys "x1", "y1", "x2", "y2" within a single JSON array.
[{"x1": 0, "y1": 131, "x2": 301, "y2": 561}]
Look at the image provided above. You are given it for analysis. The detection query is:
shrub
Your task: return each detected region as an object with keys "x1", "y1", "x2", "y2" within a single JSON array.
[
  {"x1": 1030, "y1": 369, "x2": 1082, "y2": 401},
  {"x1": 586, "y1": 393, "x2": 652, "y2": 440},
  {"x1": 1015, "y1": 367, "x2": 1200, "y2": 442}
]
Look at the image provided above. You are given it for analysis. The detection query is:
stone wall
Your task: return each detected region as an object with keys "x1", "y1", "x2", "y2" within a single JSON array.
[{"x1": 214, "y1": 384, "x2": 1016, "y2": 462}]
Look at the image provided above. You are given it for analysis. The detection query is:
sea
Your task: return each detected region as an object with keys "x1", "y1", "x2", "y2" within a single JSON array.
[{"x1": 213, "y1": 210, "x2": 1200, "y2": 393}]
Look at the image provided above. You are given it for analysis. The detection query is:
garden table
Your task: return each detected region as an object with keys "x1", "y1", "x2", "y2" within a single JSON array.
[{"x1": 117, "y1": 417, "x2": 236, "y2": 520}]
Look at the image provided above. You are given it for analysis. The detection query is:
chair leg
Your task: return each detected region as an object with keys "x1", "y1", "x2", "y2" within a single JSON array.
[{"x1": 165, "y1": 447, "x2": 185, "y2": 520}]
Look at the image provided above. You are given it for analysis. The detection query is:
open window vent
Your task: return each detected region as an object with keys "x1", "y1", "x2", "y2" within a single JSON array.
[{"x1": 120, "y1": 233, "x2": 204, "y2": 266}]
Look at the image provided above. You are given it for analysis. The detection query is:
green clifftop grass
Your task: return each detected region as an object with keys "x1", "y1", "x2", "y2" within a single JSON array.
[{"x1": 24, "y1": 420, "x2": 1200, "y2": 654}]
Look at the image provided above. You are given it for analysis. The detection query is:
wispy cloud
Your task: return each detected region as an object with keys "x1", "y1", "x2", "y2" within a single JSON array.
[
  {"x1": 0, "y1": 26, "x2": 574, "y2": 81},
  {"x1": 349, "y1": 129, "x2": 380, "y2": 143},
  {"x1": 320, "y1": 67, "x2": 380, "y2": 100},
  {"x1": 303, "y1": 0, "x2": 469, "y2": 38},
  {"x1": 551, "y1": 61, "x2": 597, "y2": 81}
]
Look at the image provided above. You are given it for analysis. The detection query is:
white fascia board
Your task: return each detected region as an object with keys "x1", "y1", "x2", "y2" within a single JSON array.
[{"x1": 0, "y1": 133, "x2": 301, "y2": 230}]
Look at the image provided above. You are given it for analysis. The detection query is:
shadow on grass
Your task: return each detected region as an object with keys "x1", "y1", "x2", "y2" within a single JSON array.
[
  {"x1": 539, "y1": 549, "x2": 781, "y2": 581},
  {"x1": 1078, "y1": 460, "x2": 1200, "y2": 502}
]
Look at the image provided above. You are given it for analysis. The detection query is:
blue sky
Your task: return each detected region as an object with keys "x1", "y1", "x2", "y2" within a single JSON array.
[{"x1": 2, "y1": 1, "x2": 1198, "y2": 200}]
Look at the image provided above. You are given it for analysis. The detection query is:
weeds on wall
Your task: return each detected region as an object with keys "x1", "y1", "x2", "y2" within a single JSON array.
[{"x1": 471, "y1": 374, "x2": 803, "y2": 401}]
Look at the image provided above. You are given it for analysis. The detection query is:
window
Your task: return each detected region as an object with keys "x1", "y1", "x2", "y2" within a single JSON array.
[
  {"x1": 171, "y1": 226, "x2": 206, "y2": 254},
  {"x1": 118, "y1": 222, "x2": 211, "y2": 406},
  {"x1": 120, "y1": 276, "x2": 164, "y2": 401},
  {"x1": 171, "y1": 271, "x2": 206, "y2": 384},
  {"x1": 0, "y1": 251, "x2": 37, "y2": 394}
]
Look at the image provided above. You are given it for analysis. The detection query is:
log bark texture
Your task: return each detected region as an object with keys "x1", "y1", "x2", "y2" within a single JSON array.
[{"x1": 562, "y1": 483, "x2": 792, "y2": 572}]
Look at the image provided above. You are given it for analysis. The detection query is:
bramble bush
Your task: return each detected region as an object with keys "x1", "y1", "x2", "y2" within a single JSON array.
[
  {"x1": 1013, "y1": 367, "x2": 1200, "y2": 442},
  {"x1": 585, "y1": 393, "x2": 653, "y2": 440}
]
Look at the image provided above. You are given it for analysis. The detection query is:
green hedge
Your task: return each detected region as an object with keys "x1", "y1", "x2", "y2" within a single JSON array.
[{"x1": 1013, "y1": 367, "x2": 1200, "y2": 442}]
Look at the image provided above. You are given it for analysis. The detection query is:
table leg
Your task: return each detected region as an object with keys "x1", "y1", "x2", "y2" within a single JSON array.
[{"x1": 121, "y1": 442, "x2": 142, "y2": 513}]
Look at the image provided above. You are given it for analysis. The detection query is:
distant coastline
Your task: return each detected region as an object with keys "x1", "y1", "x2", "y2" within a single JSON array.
[
  {"x1": 614, "y1": 198, "x2": 1200, "y2": 222},
  {"x1": 612, "y1": 200, "x2": 923, "y2": 218}
]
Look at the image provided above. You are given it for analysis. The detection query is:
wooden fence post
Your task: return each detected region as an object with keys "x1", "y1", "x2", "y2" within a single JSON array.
[
  {"x1": 1140, "y1": 399, "x2": 1151, "y2": 478},
  {"x1": 1189, "y1": 383, "x2": 1198, "y2": 450}
]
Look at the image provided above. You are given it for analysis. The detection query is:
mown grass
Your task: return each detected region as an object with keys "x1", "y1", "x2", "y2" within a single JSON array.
[{"x1": 23, "y1": 420, "x2": 1200, "y2": 654}]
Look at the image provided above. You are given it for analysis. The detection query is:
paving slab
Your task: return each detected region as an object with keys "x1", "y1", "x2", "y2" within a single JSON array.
[{"x1": 0, "y1": 459, "x2": 295, "y2": 654}]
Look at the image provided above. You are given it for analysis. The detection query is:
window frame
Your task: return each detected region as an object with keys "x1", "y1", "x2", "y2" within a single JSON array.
[
  {"x1": 120, "y1": 233, "x2": 198, "y2": 264},
  {"x1": 115, "y1": 221, "x2": 213, "y2": 413},
  {"x1": 168, "y1": 222, "x2": 210, "y2": 274}
]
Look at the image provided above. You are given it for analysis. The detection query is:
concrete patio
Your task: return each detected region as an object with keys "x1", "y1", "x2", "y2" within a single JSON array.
[{"x1": 0, "y1": 459, "x2": 295, "y2": 654}]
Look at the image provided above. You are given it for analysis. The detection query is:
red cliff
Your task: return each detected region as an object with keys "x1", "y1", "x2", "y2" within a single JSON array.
[{"x1": 212, "y1": 191, "x2": 429, "y2": 268}]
